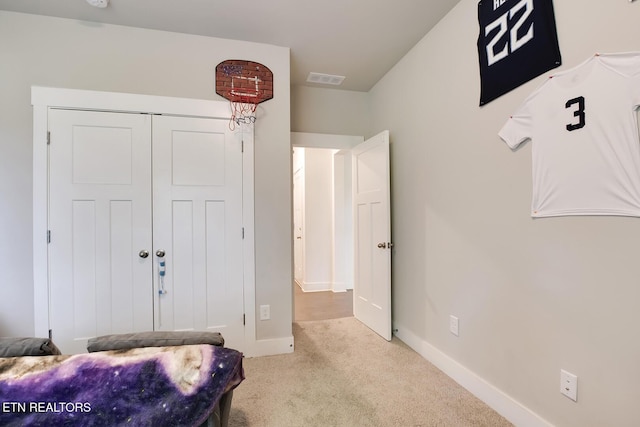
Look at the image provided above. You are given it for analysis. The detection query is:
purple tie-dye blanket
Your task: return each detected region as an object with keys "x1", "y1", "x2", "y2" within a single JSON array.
[{"x1": 0, "y1": 344, "x2": 243, "y2": 426}]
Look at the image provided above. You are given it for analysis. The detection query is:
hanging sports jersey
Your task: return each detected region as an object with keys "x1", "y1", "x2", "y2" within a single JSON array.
[
  {"x1": 499, "y1": 52, "x2": 640, "y2": 217},
  {"x1": 478, "y1": 0, "x2": 562, "y2": 106}
]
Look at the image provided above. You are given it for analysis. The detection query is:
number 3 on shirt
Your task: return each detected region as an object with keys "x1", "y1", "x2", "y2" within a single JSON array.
[{"x1": 565, "y1": 96, "x2": 585, "y2": 131}]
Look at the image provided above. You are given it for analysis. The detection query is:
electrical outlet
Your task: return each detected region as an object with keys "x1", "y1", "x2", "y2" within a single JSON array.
[
  {"x1": 449, "y1": 315, "x2": 459, "y2": 336},
  {"x1": 259, "y1": 304, "x2": 270, "y2": 321},
  {"x1": 560, "y1": 369, "x2": 578, "y2": 402}
]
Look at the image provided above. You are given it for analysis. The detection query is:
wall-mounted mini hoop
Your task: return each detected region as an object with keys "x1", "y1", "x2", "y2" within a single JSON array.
[{"x1": 215, "y1": 60, "x2": 273, "y2": 130}]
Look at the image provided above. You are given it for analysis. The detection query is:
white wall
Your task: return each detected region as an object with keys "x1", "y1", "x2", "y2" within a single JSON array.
[
  {"x1": 369, "y1": 1, "x2": 640, "y2": 426},
  {"x1": 291, "y1": 86, "x2": 370, "y2": 136},
  {"x1": 0, "y1": 11, "x2": 292, "y2": 345}
]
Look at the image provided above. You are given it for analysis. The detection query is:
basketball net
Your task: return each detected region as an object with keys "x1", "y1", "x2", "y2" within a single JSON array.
[{"x1": 228, "y1": 96, "x2": 257, "y2": 131}]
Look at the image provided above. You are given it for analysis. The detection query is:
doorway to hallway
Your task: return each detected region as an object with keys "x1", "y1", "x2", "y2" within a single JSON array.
[
  {"x1": 290, "y1": 131, "x2": 392, "y2": 340},
  {"x1": 291, "y1": 133, "x2": 363, "y2": 324},
  {"x1": 294, "y1": 283, "x2": 353, "y2": 321}
]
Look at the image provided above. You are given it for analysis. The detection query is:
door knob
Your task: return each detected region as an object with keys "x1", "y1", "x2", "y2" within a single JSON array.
[
  {"x1": 377, "y1": 242, "x2": 386, "y2": 249},
  {"x1": 139, "y1": 250, "x2": 149, "y2": 259},
  {"x1": 156, "y1": 249, "x2": 166, "y2": 258}
]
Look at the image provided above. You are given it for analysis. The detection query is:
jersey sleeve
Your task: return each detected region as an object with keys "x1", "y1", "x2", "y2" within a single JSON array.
[
  {"x1": 598, "y1": 52, "x2": 640, "y2": 107},
  {"x1": 621, "y1": 53, "x2": 640, "y2": 110},
  {"x1": 498, "y1": 102, "x2": 533, "y2": 150}
]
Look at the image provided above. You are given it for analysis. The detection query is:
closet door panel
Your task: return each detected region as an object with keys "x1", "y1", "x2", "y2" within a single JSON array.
[
  {"x1": 48, "y1": 109, "x2": 153, "y2": 354},
  {"x1": 152, "y1": 116, "x2": 244, "y2": 349}
]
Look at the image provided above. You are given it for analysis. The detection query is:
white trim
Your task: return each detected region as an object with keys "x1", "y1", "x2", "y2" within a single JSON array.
[
  {"x1": 31, "y1": 86, "x2": 231, "y2": 118},
  {"x1": 298, "y1": 281, "x2": 334, "y2": 292},
  {"x1": 241, "y1": 125, "x2": 258, "y2": 357},
  {"x1": 394, "y1": 324, "x2": 554, "y2": 427},
  {"x1": 31, "y1": 86, "x2": 258, "y2": 354},
  {"x1": 246, "y1": 336, "x2": 294, "y2": 358},
  {"x1": 331, "y1": 283, "x2": 350, "y2": 292},
  {"x1": 32, "y1": 103, "x2": 49, "y2": 338}
]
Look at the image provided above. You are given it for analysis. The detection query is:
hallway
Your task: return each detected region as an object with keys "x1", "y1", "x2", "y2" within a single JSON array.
[{"x1": 294, "y1": 284, "x2": 353, "y2": 321}]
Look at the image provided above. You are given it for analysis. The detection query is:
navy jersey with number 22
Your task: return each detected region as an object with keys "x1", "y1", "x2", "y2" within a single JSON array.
[{"x1": 477, "y1": 0, "x2": 561, "y2": 106}]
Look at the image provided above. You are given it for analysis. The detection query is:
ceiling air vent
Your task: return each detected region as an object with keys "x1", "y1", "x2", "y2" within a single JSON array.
[
  {"x1": 306, "y1": 72, "x2": 345, "y2": 86},
  {"x1": 86, "y1": 0, "x2": 109, "y2": 7}
]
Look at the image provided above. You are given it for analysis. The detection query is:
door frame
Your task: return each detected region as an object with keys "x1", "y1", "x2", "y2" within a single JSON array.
[
  {"x1": 292, "y1": 164, "x2": 305, "y2": 285},
  {"x1": 32, "y1": 86, "x2": 256, "y2": 353}
]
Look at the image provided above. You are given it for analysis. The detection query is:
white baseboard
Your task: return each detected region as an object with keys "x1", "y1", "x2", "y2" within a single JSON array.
[
  {"x1": 296, "y1": 280, "x2": 353, "y2": 293},
  {"x1": 299, "y1": 281, "x2": 332, "y2": 292},
  {"x1": 245, "y1": 335, "x2": 294, "y2": 358},
  {"x1": 394, "y1": 325, "x2": 553, "y2": 427},
  {"x1": 331, "y1": 281, "x2": 352, "y2": 292}
]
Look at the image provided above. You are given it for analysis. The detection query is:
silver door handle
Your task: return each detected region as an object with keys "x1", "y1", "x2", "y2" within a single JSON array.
[
  {"x1": 156, "y1": 249, "x2": 166, "y2": 258},
  {"x1": 139, "y1": 250, "x2": 149, "y2": 258},
  {"x1": 377, "y1": 242, "x2": 386, "y2": 249}
]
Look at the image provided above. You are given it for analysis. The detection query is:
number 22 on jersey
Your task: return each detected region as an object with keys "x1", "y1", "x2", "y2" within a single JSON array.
[{"x1": 485, "y1": 0, "x2": 534, "y2": 66}]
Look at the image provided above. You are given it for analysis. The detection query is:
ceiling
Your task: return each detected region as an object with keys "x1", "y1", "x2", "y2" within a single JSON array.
[{"x1": 0, "y1": 0, "x2": 461, "y2": 92}]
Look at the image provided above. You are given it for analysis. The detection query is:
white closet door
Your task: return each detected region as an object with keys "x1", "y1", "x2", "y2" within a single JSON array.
[
  {"x1": 152, "y1": 116, "x2": 245, "y2": 349},
  {"x1": 48, "y1": 109, "x2": 153, "y2": 354}
]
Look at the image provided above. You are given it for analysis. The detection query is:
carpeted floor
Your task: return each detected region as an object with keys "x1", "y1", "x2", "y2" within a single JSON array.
[{"x1": 229, "y1": 317, "x2": 512, "y2": 426}]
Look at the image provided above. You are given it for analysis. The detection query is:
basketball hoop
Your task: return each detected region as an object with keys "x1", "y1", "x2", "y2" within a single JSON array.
[
  {"x1": 215, "y1": 60, "x2": 274, "y2": 131},
  {"x1": 228, "y1": 94, "x2": 258, "y2": 131}
]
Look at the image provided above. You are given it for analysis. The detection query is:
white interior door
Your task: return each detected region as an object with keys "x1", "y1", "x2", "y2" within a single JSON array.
[
  {"x1": 293, "y1": 167, "x2": 304, "y2": 284},
  {"x1": 152, "y1": 116, "x2": 245, "y2": 349},
  {"x1": 352, "y1": 130, "x2": 392, "y2": 340},
  {"x1": 48, "y1": 109, "x2": 153, "y2": 354}
]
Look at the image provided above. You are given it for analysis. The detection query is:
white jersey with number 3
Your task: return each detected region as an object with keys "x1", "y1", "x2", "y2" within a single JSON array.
[{"x1": 500, "y1": 52, "x2": 640, "y2": 217}]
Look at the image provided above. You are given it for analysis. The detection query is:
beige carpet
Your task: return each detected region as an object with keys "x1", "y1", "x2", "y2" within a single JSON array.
[{"x1": 229, "y1": 317, "x2": 512, "y2": 426}]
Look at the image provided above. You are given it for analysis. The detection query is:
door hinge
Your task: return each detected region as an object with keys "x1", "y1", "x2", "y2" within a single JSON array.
[
  {"x1": 241, "y1": 139, "x2": 244, "y2": 153},
  {"x1": 47, "y1": 230, "x2": 51, "y2": 244},
  {"x1": 243, "y1": 314, "x2": 246, "y2": 326},
  {"x1": 242, "y1": 227, "x2": 245, "y2": 239},
  {"x1": 47, "y1": 131, "x2": 51, "y2": 145},
  {"x1": 48, "y1": 329, "x2": 52, "y2": 340}
]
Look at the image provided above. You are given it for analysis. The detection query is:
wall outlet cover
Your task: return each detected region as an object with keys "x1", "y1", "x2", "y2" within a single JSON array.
[
  {"x1": 560, "y1": 369, "x2": 578, "y2": 402},
  {"x1": 449, "y1": 315, "x2": 459, "y2": 336},
  {"x1": 259, "y1": 304, "x2": 271, "y2": 321}
]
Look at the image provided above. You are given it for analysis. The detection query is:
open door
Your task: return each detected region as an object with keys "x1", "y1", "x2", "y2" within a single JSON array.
[{"x1": 352, "y1": 130, "x2": 391, "y2": 340}]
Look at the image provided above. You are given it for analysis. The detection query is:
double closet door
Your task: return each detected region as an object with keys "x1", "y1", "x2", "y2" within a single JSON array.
[{"x1": 48, "y1": 109, "x2": 244, "y2": 354}]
